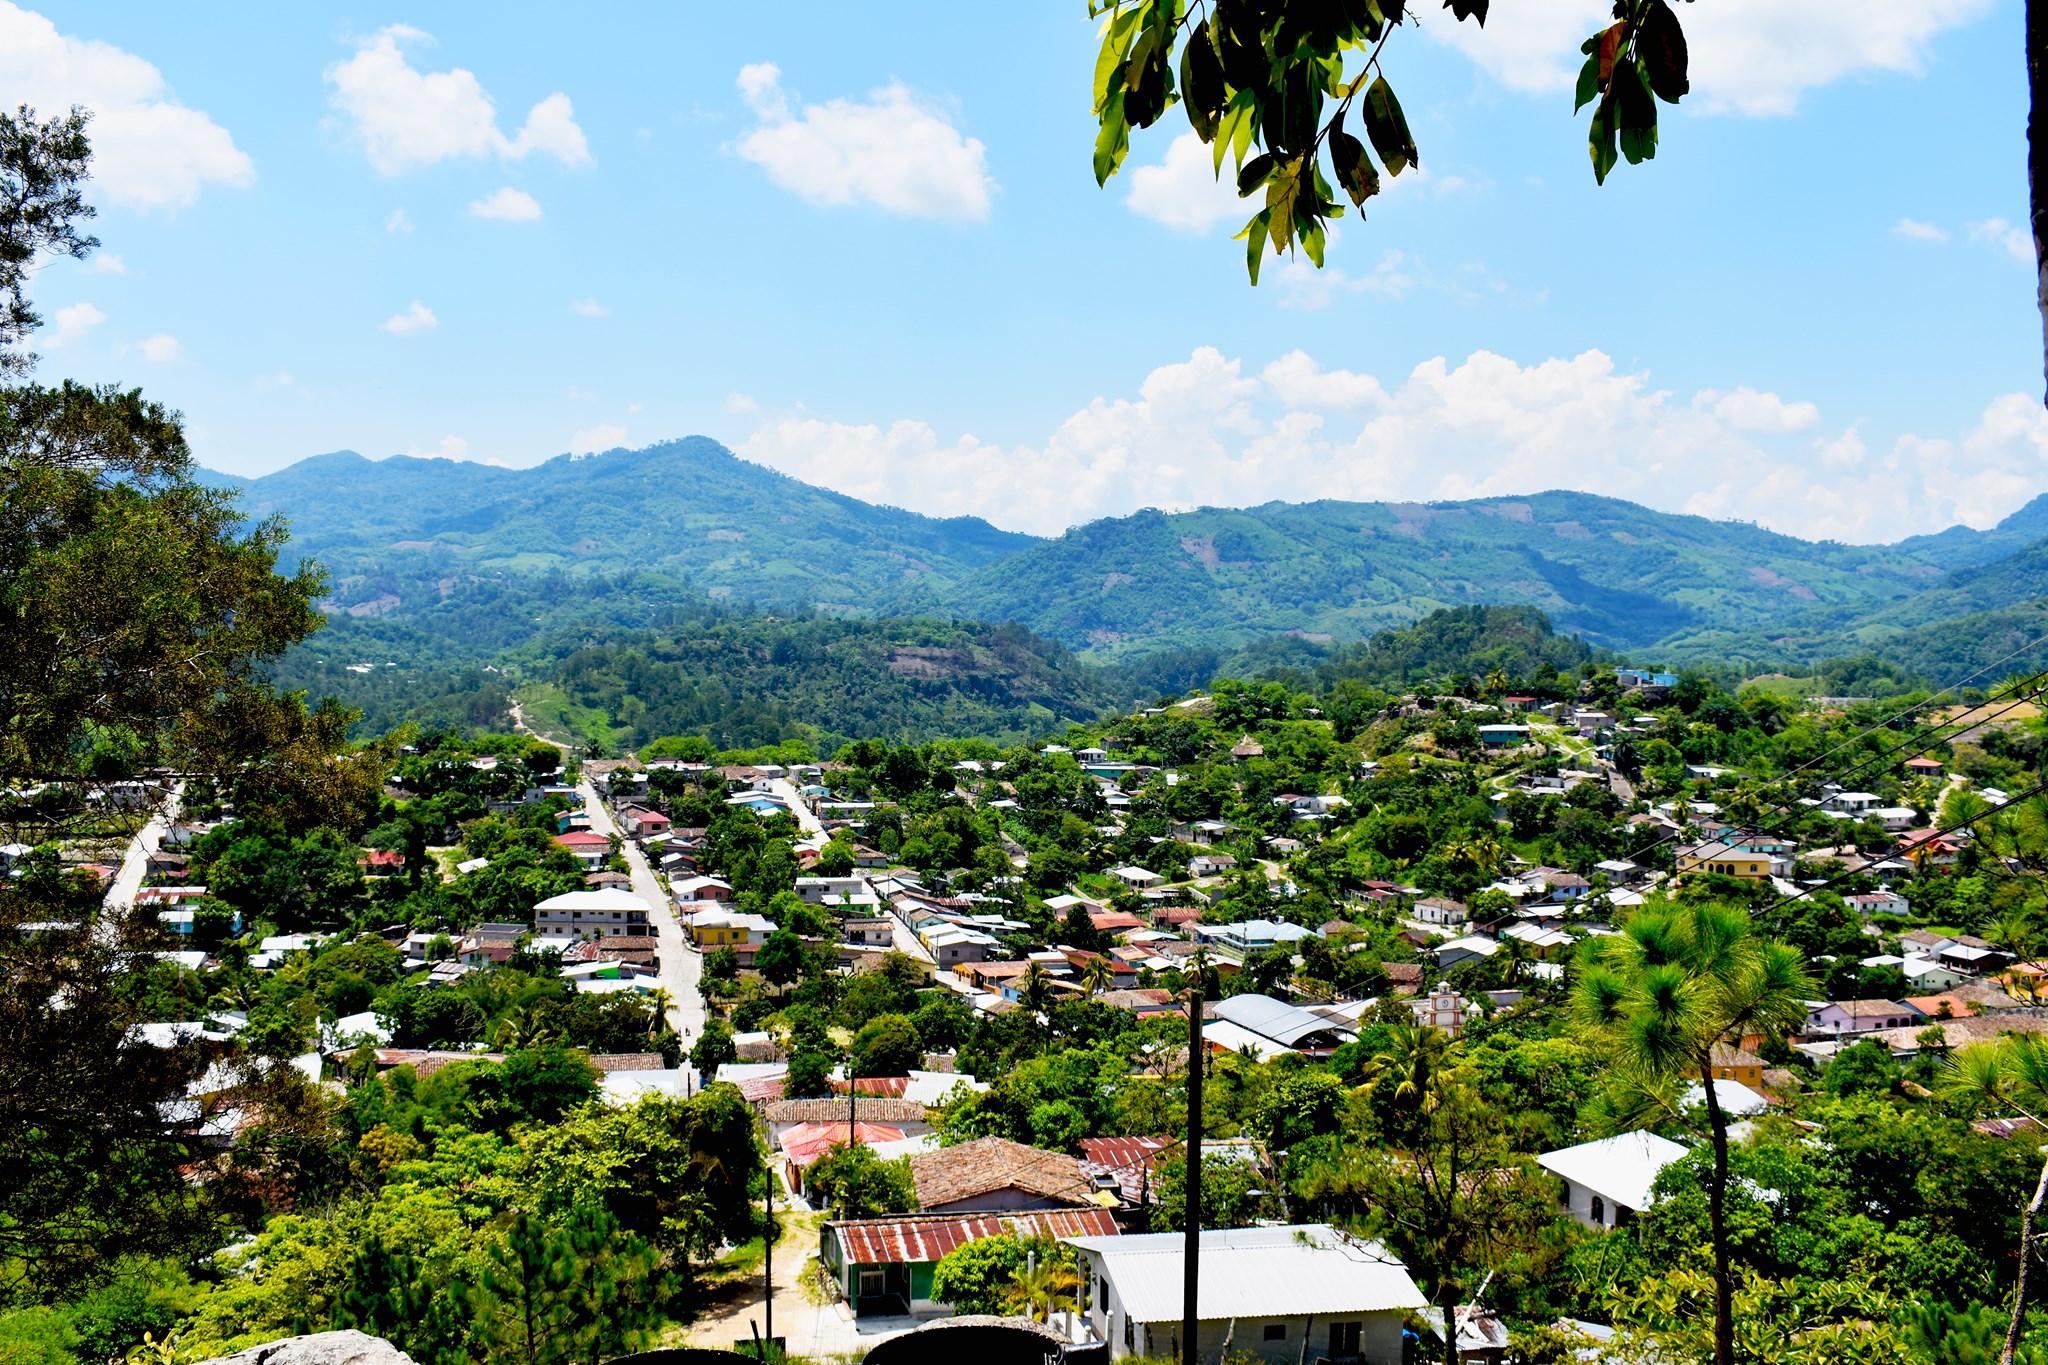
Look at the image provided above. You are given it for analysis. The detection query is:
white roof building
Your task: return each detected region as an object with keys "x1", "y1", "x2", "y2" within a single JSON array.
[
  {"x1": 1538, "y1": 1131, "x2": 1688, "y2": 1231},
  {"x1": 1065, "y1": 1224, "x2": 1426, "y2": 1364}
]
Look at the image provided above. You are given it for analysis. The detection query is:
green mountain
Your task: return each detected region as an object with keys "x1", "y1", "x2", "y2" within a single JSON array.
[
  {"x1": 208, "y1": 440, "x2": 1036, "y2": 613},
  {"x1": 214, "y1": 441, "x2": 2048, "y2": 682},
  {"x1": 937, "y1": 493, "x2": 1952, "y2": 657}
]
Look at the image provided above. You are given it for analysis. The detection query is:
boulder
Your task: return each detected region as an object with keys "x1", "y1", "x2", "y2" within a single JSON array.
[{"x1": 196, "y1": 1330, "x2": 416, "y2": 1365}]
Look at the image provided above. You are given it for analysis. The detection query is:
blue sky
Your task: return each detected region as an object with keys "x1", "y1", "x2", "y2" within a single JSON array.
[{"x1": 8, "y1": 0, "x2": 2043, "y2": 541}]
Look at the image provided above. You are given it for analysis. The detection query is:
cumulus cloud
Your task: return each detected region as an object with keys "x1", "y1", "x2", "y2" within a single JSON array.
[
  {"x1": 468, "y1": 186, "x2": 541, "y2": 221},
  {"x1": 1424, "y1": 0, "x2": 1995, "y2": 116},
  {"x1": 47, "y1": 301, "x2": 105, "y2": 347},
  {"x1": 327, "y1": 26, "x2": 591, "y2": 175},
  {"x1": 139, "y1": 333, "x2": 184, "y2": 363},
  {"x1": 568, "y1": 297, "x2": 608, "y2": 317},
  {"x1": 407, "y1": 435, "x2": 470, "y2": 460},
  {"x1": 1968, "y1": 217, "x2": 2034, "y2": 263},
  {"x1": 736, "y1": 346, "x2": 2048, "y2": 543},
  {"x1": 570, "y1": 422, "x2": 628, "y2": 453},
  {"x1": 1126, "y1": 131, "x2": 1245, "y2": 233},
  {"x1": 1893, "y1": 218, "x2": 1949, "y2": 242},
  {"x1": 733, "y1": 63, "x2": 994, "y2": 221},
  {"x1": 83, "y1": 253, "x2": 126, "y2": 274},
  {"x1": 725, "y1": 392, "x2": 761, "y2": 416},
  {"x1": 386, "y1": 208, "x2": 413, "y2": 233},
  {"x1": 0, "y1": 2, "x2": 254, "y2": 210},
  {"x1": 380, "y1": 301, "x2": 438, "y2": 335}
]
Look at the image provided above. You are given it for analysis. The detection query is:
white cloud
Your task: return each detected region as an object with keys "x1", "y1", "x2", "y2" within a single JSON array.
[
  {"x1": 386, "y1": 208, "x2": 413, "y2": 234},
  {"x1": 139, "y1": 332, "x2": 183, "y2": 363},
  {"x1": 733, "y1": 63, "x2": 994, "y2": 222},
  {"x1": 253, "y1": 371, "x2": 293, "y2": 391},
  {"x1": 566, "y1": 385, "x2": 596, "y2": 400},
  {"x1": 47, "y1": 301, "x2": 105, "y2": 347},
  {"x1": 407, "y1": 435, "x2": 470, "y2": 460},
  {"x1": 1894, "y1": 217, "x2": 1949, "y2": 242},
  {"x1": 1275, "y1": 247, "x2": 1420, "y2": 310},
  {"x1": 724, "y1": 391, "x2": 761, "y2": 416},
  {"x1": 568, "y1": 297, "x2": 608, "y2": 317},
  {"x1": 1968, "y1": 217, "x2": 2034, "y2": 263},
  {"x1": 0, "y1": 2, "x2": 254, "y2": 210},
  {"x1": 736, "y1": 345, "x2": 2048, "y2": 542},
  {"x1": 570, "y1": 422, "x2": 628, "y2": 453},
  {"x1": 1697, "y1": 386, "x2": 1820, "y2": 433},
  {"x1": 380, "y1": 301, "x2": 438, "y2": 336},
  {"x1": 468, "y1": 186, "x2": 542, "y2": 221},
  {"x1": 82, "y1": 253, "x2": 126, "y2": 274},
  {"x1": 1424, "y1": 0, "x2": 1996, "y2": 116},
  {"x1": 1126, "y1": 131, "x2": 1245, "y2": 234},
  {"x1": 327, "y1": 26, "x2": 591, "y2": 176}
]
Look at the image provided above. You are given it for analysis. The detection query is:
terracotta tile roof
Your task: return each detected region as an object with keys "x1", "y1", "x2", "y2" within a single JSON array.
[
  {"x1": 584, "y1": 1052, "x2": 667, "y2": 1072},
  {"x1": 826, "y1": 1207, "x2": 1121, "y2": 1266},
  {"x1": 738, "y1": 1073, "x2": 788, "y2": 1104},
  {"x1": 909, "y1": 1136, "x2": 1098, "y2": 1210},
  {"x1": 372, "y1": 1048, "x2": 504, "y2": 1078},
  {"x1": 764, "y1": 1097, "x2": 929, "y2": 1125},
  {"x1": 831, "y1": 1076, "x2": 911, "y2": 1098}
]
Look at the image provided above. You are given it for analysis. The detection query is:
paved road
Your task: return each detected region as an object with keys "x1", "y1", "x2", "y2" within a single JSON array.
[
  {"x1": 767, "y1": 777, "x2": 825, "y2": 837},
  {"x1": 577, "y1": 779, "x2": 707, "y2": 1046},
  {"x1": 102, "y1": 783, "x2": 183, "y2": 929}
]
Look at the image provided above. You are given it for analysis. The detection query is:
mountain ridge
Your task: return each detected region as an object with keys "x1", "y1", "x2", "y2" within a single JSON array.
[{"x1": 204, "y1": 438, "x2": 2048, "y2": 670}]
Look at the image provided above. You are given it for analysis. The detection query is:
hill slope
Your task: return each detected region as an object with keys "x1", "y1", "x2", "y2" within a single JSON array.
[
  {"x1": 210, "y1": 439, "x2": 1037, "y2": 612},
  {"x1": 938, "y1": 492, "x2": 1952, "y2": 656}
]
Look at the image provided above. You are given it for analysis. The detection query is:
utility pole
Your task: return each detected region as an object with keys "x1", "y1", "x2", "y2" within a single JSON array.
[
  {"x1": 764, "y1": 1163, "x2": 774, "y2": 1356},
  {"x1": 1183, "y1": 969, "x2": 1204, "y2": 1365}
]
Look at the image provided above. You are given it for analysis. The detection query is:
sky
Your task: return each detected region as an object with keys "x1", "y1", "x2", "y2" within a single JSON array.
[{"x1": 8, "y1": 0, "x2": 2046, "y2": 543}]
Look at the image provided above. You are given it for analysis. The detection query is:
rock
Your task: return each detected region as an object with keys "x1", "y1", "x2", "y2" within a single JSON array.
[{"x1": 195, "y1": 1330, "x2": 417, "y2": 1365}]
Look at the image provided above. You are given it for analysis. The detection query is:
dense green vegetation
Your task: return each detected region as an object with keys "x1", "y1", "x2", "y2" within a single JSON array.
[{"x1": 220, "y1": 441, "x2": 2048, "y2": 684}]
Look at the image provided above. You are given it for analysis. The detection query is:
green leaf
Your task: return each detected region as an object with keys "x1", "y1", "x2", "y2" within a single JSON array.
[
  {"x1": 1236, "y1": 151, "x2": 1277, "y2": 197},
  {"x1": 1093, "y1": 88, "x2": 1131, "y2": 185},
  {"x1": 1574, "y1": 50, "x2": 1601, "y2": 114},
  {"x1": 1092, "y1": 7, "x2": 1142, "y2": 114},
  {"x1": 1301, "y1": 215, "x2": 1327, "y2": 268},
  {"x1": 1362, "y1": 75, "x2": 1418, "y2": 176},
  {"x1": 1615, "y1": 64, "x2": 1658, "y2": 165},
  {"x1": 1265, "y1": 158, "x2": 1302, "y2": 255},
  {"x1": 1639, "y1": 0, "x2": 1690, "y2": 104},
  {"x1": 1327, "y1": 113, "x2": 1380, "y2": 210},
  {"x1": 1234, "y1": 207, "x2": 1274, "y2": 285},
  {"x1": 1587, "y1": 93, "x2": 1619, "y2": 185},
  {"x1": 1181, "y1": 19, "x2": 1226, "y2": 141},
  {"x1": 1443, "y1": 0, "x2": 1487, "y2": 22}
]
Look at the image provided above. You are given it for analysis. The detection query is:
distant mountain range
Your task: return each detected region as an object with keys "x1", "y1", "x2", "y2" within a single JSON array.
[{"x1": 207, "y1": 438, "x2": 2048, "y2": 679}]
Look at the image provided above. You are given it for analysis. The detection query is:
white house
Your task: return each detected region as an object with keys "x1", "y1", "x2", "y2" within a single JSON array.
[
  {"x1": 1065, "y1": 1224, "x2": 1426, "y2": 1364},
  {"x1": 533, "y1": 887, "x2": 651, "y2": 939},
  {"x1": 1539, "y1": 1131, "x2": 1688, "y2": 1230}
]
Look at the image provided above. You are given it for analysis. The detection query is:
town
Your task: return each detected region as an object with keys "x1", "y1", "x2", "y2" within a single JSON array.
[{"x1": 17, "y1": 655, "x2": 2046, "y2": 1364}]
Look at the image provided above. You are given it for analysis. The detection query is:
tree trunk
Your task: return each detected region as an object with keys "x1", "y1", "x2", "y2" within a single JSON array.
[
  {"x1": 2032, "y1": 0, "x2": 2048, "y2": 404},
  {"x1": 1701, "y1": 1067, "x2": 1735, "y2": 1365},
  {"x1": 2004, "y1": 1148, "x2": 2048, "y2": 1365}
]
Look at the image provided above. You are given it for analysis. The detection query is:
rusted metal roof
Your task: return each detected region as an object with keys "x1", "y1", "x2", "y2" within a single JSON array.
[{"x1": 828, "y1": 1208, "x2": 1121, "y2": 1266}]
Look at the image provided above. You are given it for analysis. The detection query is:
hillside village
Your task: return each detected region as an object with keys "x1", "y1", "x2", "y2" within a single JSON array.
[{"x1": 15, "y1": 647, "x2": 2048, "y2": 1364}]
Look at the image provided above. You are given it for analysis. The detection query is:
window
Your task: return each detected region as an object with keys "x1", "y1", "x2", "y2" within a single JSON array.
[
  {"x1": 1329, "y1": 1322, "x2": 1362, "y2": 1358},
  {"x1": 1591, "y1": 1195, "x2": 1606, "y2": 1226},
  {"x1": 857, "y1": 1267, "x2": 885, "y2": 1298},
  {"x1": 1264, "y1": 1324, "x2": 1288, "y2": 1341}
]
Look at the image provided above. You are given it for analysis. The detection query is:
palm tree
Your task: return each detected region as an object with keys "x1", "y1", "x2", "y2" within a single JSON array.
[
  {"x1": 1003, "y1": 1256, "x2": 1081, "y2": 1323},
  {"x1": 1572, "y1": 901, "x2": 1813, "y2": 1365},
  {"x1": 643, "y1": 986, "x2": 677, "y2": 1037},
  {"x1": 493, "y1": 1005, "x2": 557, "y2": 1052},
  {"x1": 1019, "y1": 959, "x2": 1054, "y2": 1014},
  {"x1": 1365, "y1": 1023, "x2": 1455, "y2": 1118},
  {"x1": 1939, "y1": 1036, "x2": 2048, "y2": 1365},
  {"x1": 1080, "y1": 956, "x2": 1116, "y2": 998}
]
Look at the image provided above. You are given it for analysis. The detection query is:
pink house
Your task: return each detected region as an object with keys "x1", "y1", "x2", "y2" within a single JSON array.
[{"x1": 1806, "y1": 999, "x2": 1921, "y2": 1035}]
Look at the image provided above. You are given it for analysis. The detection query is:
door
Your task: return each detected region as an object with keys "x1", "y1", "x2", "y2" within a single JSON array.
[{"x1": 1328, "y1": 1321, "x2": 1361, "y2": 1360}]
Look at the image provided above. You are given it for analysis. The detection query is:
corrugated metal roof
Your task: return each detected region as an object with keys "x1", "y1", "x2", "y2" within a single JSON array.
[
  {"x1": 830, "y1": 1208, "x2": 1121, "y2": 1266},
  {"x1": 1213, "y1": 993, "x2": 1350, "y2": 1047},
  {"x1": 1063, "y1": 1224, "x2": 1425, "y2": 1322},
  {"x1": 1537, "y1": 1131, "x2": 1687, "y2": 1209}
]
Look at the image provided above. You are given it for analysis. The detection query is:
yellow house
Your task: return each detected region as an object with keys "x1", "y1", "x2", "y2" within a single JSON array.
[
  {"x1": 687, "y1": 908, "x2": 772, "y2": 948},
  {"x1": 1675, "y1": 839, "x2": 1773, "y2": 879}
]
